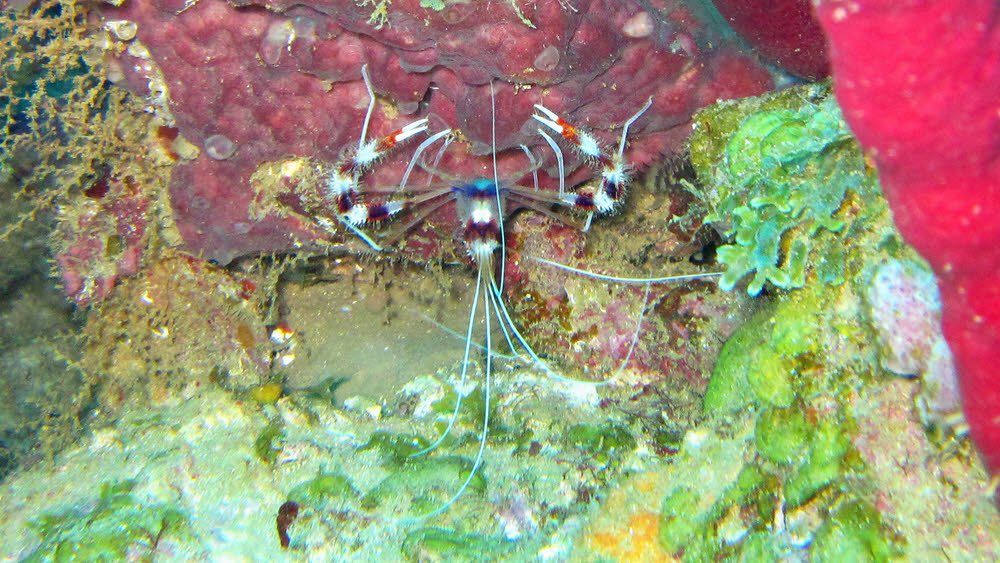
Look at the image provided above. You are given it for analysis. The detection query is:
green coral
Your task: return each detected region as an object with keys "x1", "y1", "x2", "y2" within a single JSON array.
[
  {"x1": 429, "y1": 382, "x2": 498, "y2": 441},
  {"x1": 27, "y1": 481, "x2": 189, "y2": 562},
  {"x1": 682, "y1": 147, "x2": 904, "y2": 555},
  {"x1": 754, "y1": 406, "x2": 810, "y2": 465},
  {"x1": 690, "y1": 82, "x2": 879, "y2": 295},
  {"x1": 703, "y1": 286, "x2": 826, "y2": 414},
  {"x1": 360, "y1": 456, "x2": 486, "y2": 513},
  {"x1": 651, "y1": 416, "x2": 899, "y2": 561},
  {"x1": 783, "y1": 415, "x2": 853, "y2": 508},
  {"x1": 687, "y1": 170, "x2": 907, "y2": 558},
  {"x1": 359, "y1": 430, "x2": 432, "y2": 464},
  {"x1": 658, "y1": 487, "x2": 704, "y2": 553},
  {"x1": 253, "y1": 422, "x2": 285, "y2": 465}
]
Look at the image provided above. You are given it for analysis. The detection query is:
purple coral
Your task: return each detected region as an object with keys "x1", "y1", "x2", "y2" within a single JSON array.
[
  {"x1": 867, "y1": 259, "x2": 961, "y2": 422},
  {"x1": 98, "y1": 0, "x2": 772, "y2": 265}
]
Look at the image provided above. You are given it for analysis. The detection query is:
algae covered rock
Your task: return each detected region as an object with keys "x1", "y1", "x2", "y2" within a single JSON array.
[
  {"x1": 573, "y1": 81, "x2": 1000, "y2": 562},
  {"x1": 703, "y1": 284, "x2": 827, "y2": 414},
  {"x1": 690, "y1": 82, "x2": 881, "y2": 295},
  {"x1": 25, "y1": 480, "x2": 190, "y2": 562}
]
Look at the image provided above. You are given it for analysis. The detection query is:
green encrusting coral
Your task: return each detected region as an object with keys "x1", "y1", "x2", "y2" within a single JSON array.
[
  {"x1": 689, "y1": 81, "x2": 880, "y2": 295},
  {"x1": 812, "y1": 499, "x2": 900, "y2": 561},
  {"x1": 359, "y1": 430, "x2": 433, "y2": 464},
  {"x1": 703, "y1": 284, "x2": 830, "y2": 415},
  {"x1": 402, "y1": 527, "x2": 509, "y2": 561},
  {"x1": 360, "y1": 455, "x2": 486, "y2": 513},
  {"x1": 648, "y1": 410, "x2": 890, "y2": 561},
  {"x1": 253, "y1": 422, "x2": 286, "y2": 465},
  {"x1": 680, "y1": 276, "x2": 908, "y2": 560},
  {"x1": 652, "y1": 82, "x2": 917, "y2": 561}
]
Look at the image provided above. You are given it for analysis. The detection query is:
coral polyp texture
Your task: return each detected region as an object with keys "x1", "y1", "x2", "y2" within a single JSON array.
[
  {"x1": 690, "y1": 82, "x2": 874, "y2": 296},
  {"x1": 98, "y1": 0, "x2": 772, "y2": 265},
  {"x1": 814, "y1": 0, "x2": 1000, "y2": 486}
]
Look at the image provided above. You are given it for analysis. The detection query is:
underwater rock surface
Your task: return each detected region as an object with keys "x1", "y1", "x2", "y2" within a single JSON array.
[
  {"x1": 3, "y1": 2, "x2": 1000, "y2": 560},
  {"x1": 1, "y1": 83, "x2": 998, "y2": 561}
]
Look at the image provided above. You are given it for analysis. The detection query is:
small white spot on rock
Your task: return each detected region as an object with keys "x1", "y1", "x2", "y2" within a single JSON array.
[
  {"x1": 260, "y1": 19, "x2": 295, "y2": 65},
  {"x1": 682, "y1": 428, "x2": 710, "y2": 450},
  {"x1": 534, "y1": 45, "x2": 560, "y2": 72},
  {"x1": 205, "y1": 134, "x2": 237, "y2": 160},
  {"x1": 106, "y1": 59, "x2": 126, "y2": 84},
  {"x1": 172, "y1": 135, "x2": 201, "y2": 160},
  {"x1": 623, "y1": 12, "x2": 653, "y2": 38},
  {"x1": 104, "y1": 19, "x2": 138, "y2": 41},
  {"x1": 291, "y1": 16, "x2": 316, "y2": 39}
]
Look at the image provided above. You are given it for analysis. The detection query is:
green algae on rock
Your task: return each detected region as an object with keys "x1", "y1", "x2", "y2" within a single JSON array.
[
  {"x1": 287, "y1": 471, "x2": 359, "y2": 507},
  {"x1": 754, "y1": 406, "x2": 810, "y2": 464},
  {"x1": 689, "y1": 81, "x2": 881, "y2": 295},
  {"x1": 359, "y1": 455, "x2": 487, "y2": 513},
  {"x1": 565, "y1": 421, "x2": 637, "y2": 467},
  {"x1": 401, "y1": 526, "x2": 509, "y2": 561},
  {"x1": 703, "y1": 286, "x2": 826, "y2": 414},
  {"x1": 812, "y1": 499, "x2": 903, "y2": 562},
  {"x1": 591, "y1": 81, "x2": 1000, "y2": 561},
  {"x1": 26, "y1": 481, "x2": 189, "y2": 562},
  {"x1": 253, "y1": 422, "x2": 285, "y2": 465},
  {"x1": 359, "y1": 431, "x2": 433, "y2": 464}
]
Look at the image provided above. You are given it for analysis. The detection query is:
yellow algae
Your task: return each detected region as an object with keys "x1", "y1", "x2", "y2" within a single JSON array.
[{"x1": 251, "y1": 383, "x2": 284, "y2": 404}]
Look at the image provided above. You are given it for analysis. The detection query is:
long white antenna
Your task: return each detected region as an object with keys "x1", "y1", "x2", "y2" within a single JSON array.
[
  {"x1": 529, "y1": 256, "x2": 723, "y2": 284},
  {"x1": 409, "y1": 266, "x2": 482, "y2": 458},
  {"x1": 359, "y1": 65, "x2": 376, "y2": 152},
  {"x1": 491, "y1": 81, "x2": 508, "y2": 295},
  {"x1": 619, "y1": 97, "x2": 653, "y2": 158}
]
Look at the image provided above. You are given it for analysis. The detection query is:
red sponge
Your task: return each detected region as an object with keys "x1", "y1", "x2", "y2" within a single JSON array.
[
  {"x1": 815, "y1": 0, "x2": 1000, "y2": 480},
  {"x1": 711, "y1": 0, "x2": 829, "y2": 79}
]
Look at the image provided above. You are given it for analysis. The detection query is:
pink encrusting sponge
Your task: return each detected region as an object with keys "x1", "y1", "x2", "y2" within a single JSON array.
[{"x1": 814, "y1": 0, "x2": 1000, "y2": 481}]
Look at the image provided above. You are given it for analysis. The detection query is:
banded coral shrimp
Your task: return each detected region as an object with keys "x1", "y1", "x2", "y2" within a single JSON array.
[
  {"x1": 388, "y1": 104, "x2": 734, "y2": 520},
  {"x1": 270, "y1": 67, "x2": 732, "y2": 538}
]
